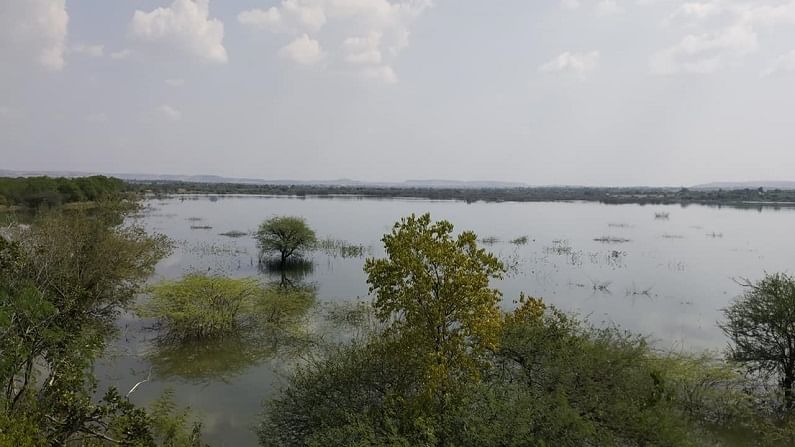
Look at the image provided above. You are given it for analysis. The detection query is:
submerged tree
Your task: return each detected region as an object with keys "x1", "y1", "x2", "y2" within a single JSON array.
[
  {"x1": 364, "y1": 213, "x2": 505, "y2": 394},
  {"x1": 721, "y1": 273, "x2": 795, "y2": 411},
  {"x1": 255, "y1": 216, "x2": 317, "y2": 268}
]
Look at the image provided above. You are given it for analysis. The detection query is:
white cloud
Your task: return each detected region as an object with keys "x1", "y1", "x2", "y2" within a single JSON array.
[
  {"x1": 653, "y1": 0, "x2": 795, "y2": 75},
  {"x1": 110, "y1": 49, "x2": 133, "y2": 60},
  {"x1": 0, "y1": 106, "x2": 21, "y2": 119},
  {"x1": 0, "y1": 0, "x2": 69, "y2": 71},
  {"x1": 361, "y1": 65, "x2": 398, "y2": 83},
  {"x1": 130, "y1": 0, "x2": 227, "y2": 64},
  {"x1": 238, "y1": 0, "x2": 326, "y2": 33},
  {"x1": 343, "y1": 31, "x2": 383, "y2": 64},
  {"x1": 165, "y1": 78, "x2": 186, "y2": 87},
  {"x1": 596, "y1": 0, "x2": 624, "y2": 16},
  {"x1": 238, "y1": 0, "x2": 431, "y2": 82},
  {"x1": 540, "y1": 51, "x2": 600, "y2": 78},
  {"x1": 280, "y1": 34, "x2": 325, "y2": 65},
  {"x1": 70, "y1": 43, "x2": 104, "y2": 58},
  {"x1": 561, "y1": 0, "x2": 581, "y2": 10},
  {"x1": 650, "y1": 23, "x2": 757, "y2": 74},
  {"x1": 762, "y1": 50, "x2": 795, "y2": 76},
  {"x1": 157, "y1": 104, "x2": 182, "y2": 121}
]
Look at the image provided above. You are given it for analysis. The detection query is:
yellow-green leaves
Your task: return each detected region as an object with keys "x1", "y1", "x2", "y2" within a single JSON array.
[{"x1": 364, "y1": 213, "x2": 505, "y2": 392}]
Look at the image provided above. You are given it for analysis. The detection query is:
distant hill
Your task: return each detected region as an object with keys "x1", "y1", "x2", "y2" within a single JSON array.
[
  {"x1": 691, "y1": 181, "x2": 795, "y2": 190},
  {"x1": 0, "y1": 170, "x2": 528, "y2": 189}
]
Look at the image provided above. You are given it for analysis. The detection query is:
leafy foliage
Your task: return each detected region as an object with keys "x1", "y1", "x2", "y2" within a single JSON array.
[
  {"x1": 364, "y1": 213, "x2": 504, "y2": 394},
  {"x1": 0, "y1": 175, "x2": 126, "y2": 209},
  {"x1": 255, "y1": 216, "x2": 317, "y2": 266},
  {"x1": 0, "y1": 206, "x2": 205, "y2": 445},
  {"x1": 720, "y1": 273, "x2": 795, "y2": 410}
]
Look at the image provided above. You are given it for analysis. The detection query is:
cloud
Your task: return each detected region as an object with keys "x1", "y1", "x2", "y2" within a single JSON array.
[
  {"x1": 539, "y1": 51, "x2": 600, "y2": 77},
  {"x1": 280, "y1": 34, "x2": 325, "y2": 65},
  {"x1": 130, "y1": 0, "x2": 227, "y2": 64},
  {"x1": 762, "y1": 50, "x2": 795, "y2": 76},
  {"x1": 157, "y1": 104, "x2": 182, "y2": 121},
  {"x1": 238, "y1": 0, "x2": 432, "y2": 83},
  {"x1": 0, "y1": 0, "x2": 69, "y2": 71},
  {"x1": 110, "y1": 49, "x2": 133, "y2": 60},
  {"x1": 343, "y1": 32, "x2": 383, "y2": 64},
  {"x1": 653, "y1": 0, "x2": 795, "y2": 75},
  {"x1": 561, "y1": 0, "x2": 581, "y2": 10},
  {"x1": 596, "y1": 0, "x2": 624, "y2": 16},
  {"x1": 238, "y1": 0, "x2": 326, "y2": 33},
  {"x1": 70, "y1": 43, "x2": 104, "y2": 58},
  {"x1": 165, "y1": 78, "x2": 186, "y2": 87}
]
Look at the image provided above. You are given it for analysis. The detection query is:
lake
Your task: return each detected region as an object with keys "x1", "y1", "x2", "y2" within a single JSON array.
[{"x1": 96, "y1": 195, "x2": 795, "y2": 446}]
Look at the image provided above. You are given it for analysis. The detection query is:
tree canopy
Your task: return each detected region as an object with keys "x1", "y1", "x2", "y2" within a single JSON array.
[
  {"x1": 364, "y1": 213, "x2": 504, "y2": 392},
  {"x1": 255, "y1": 216, "x2": 317, "y2": 267},
  {"x1": 721, "y1": 273, "x2": 795, "y2": 410}
]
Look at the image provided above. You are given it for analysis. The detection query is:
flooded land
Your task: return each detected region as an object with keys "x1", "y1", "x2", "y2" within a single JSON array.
[{"x1": 94, "y1": 195, "x2": 795, "y2": 446}]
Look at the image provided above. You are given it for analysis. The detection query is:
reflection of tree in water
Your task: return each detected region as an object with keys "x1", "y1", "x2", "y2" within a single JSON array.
[
  {"x1": 144, "y1": 285, "x2": 316, "y2": 383},
  {"x1": 258, "y1": 257, "x2": 315, "y2": 287}
]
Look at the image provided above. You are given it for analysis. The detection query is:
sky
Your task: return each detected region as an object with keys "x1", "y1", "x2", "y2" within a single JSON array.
[{"x1": 2, "y1": 0, "x2": 795, "y2": 186}]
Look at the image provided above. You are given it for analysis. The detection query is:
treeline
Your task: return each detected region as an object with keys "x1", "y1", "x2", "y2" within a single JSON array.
[
  {"x1": 135, "y1": 180, "x2": 795, "y2": 207},
  {"x1": 0, "y1": 176, "x2": 126, "y2": 209}
]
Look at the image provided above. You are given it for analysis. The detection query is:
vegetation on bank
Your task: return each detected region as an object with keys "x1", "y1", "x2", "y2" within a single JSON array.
[
  {"x1": 0, "y1": 203, "x2": 207, "y2": 445},
  {"x1": 0, "y1": 175, "x2": 126, "y2": 209},
  {"x1": 135, "y1": 180, "x2": 795, "y2": 207}
]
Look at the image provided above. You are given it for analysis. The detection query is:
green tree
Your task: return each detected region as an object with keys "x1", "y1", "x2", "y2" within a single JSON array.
[
  {"x1": 364, "y1": 213, "x2": 504, "y2": 396},
  {"x1": 0, "y1": 206, "x2": 193, "y2": 445},
  {"x1": 255, "y1": 216, "x2": 317, "y2": 267},
  {"x1": 720, "y1": 273, "x2": 795, "y2": 411}
]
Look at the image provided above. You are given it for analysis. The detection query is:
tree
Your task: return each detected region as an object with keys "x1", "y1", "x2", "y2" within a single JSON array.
[
  {"x1": 364, "y1": 213, "x2": 505, "y2": 395},
  {"x1": 720, "y1": 273, "x2": 795, "y2": 411},
  {"x1": 255, "y1": 216, "x2": 317, "y2": 267}
]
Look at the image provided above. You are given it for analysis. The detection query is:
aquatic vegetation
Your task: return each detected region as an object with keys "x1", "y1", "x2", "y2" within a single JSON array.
[
  {"x1": 480, "y1": 236, "x2": 500, "y2": 245},
  {"x1": 189, "y1": 225, "x2": 213, "y2": 230},
  {"x1": 706, "y1": 232, "x2": 724, "y2": 238},
  {"x1": 662, "y1": 234, "x2": 685, "y2": 239},
  {"x1": 314, "y1": 238, "x2": 368, "y2": 258},
  {"x1": 655, "y1": 212, "x2": 670, "y2": 219},
  {"x1": 185, "y1": 216, "x2": 204, "y2": 222},
  {"x1": 544, "y1": 239, "x2": 573, "y2": 255},
  {"x1": 594, "y1": 236, "x2": 631, "y2": 243},
  {"x1": 591, "y1": 279, "x2": 613, "y2": 293},
  {"x1": 608, "y1": 222, "x2": 632, "y2": 228},
  {"x1": 626, "y1": 283, "x2": 654, "y2": 297},
  {"x1": 219, "y1": 230, "x2": 248, "y2": 238},
  {"x1": 510, "y1": 235, "x2": 529, "y2": 245}
]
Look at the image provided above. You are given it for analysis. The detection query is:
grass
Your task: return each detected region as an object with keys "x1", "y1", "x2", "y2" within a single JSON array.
[
  {"x1": 480, "y1": 236, "x2": 500, "y2": 245},
  {"x1": 219, "y1": 230, "x2": 248, "y2": 238},
  {"x1": 314, "y1": 238, "x2": 367, "y2": 258},
  {"x1": 510, "y1": 235, "x2": 529, "y2": 245},
  {"x1": 594, "y1": 236, "x2": 631, "y2": 243}
]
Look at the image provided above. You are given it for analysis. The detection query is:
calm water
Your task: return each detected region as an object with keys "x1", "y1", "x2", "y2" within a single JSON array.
[{"x1": 96, "y1": 195, "x2": 795, "y2": 446}]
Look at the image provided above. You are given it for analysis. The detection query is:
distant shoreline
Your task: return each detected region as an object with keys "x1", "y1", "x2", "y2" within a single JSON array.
[{"x1": 134, "y1": 180, "x2": 795, "y2": 209}]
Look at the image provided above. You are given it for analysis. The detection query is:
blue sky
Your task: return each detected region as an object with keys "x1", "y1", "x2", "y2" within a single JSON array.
[{"x1": 2, "y1": 0, "x2": 795, "y2": 186}]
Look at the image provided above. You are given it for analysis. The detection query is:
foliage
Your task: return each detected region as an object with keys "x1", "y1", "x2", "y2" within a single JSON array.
[
  {"x1": 364, "y1": 213, "x2": 505, "y2": 395},
  {"x1": 259, "y1": 294, "x2": 724, "y2": 447},
  {"x1": 255, "y1": 216, "x2": 317, "y2": 266},
  {"x1": 0, "y1": 206, "x2": 199, "y2": 445},
  {"x1": 0, "y1": 175, "x2": 126, "y2": 209},
  {"x1": 134, "y1": 179, "x2": 795, "y2": 209},
  {"x1": 139, "y1": 274, "x2": 315, "y2": 343},
  {"x1": 720, "y1": 273, "x2": 795, "y2": 411},
  {"x1": 140, "y1": 274, "x2": 265, "y2": 341}
]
